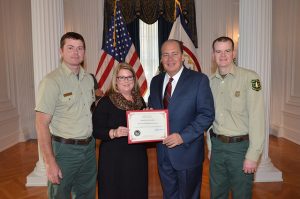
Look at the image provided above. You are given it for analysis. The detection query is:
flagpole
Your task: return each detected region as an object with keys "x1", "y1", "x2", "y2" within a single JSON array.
[
  {"x1": 113, "y1": 0, "x2": 117, "y2": 47},
  {"x1": 174, "y1": 0, "x2": 177, "y2": 20}
]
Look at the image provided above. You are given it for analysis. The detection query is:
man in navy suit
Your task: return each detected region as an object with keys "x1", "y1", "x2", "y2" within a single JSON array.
[{"x1": 148, "y1": 39, "x2": 215, "y2": 199}]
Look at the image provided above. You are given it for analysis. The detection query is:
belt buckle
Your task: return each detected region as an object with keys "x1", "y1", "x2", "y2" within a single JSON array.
[
  {"x1": 232, "y1": 137, "x2": 240, "y2": 143},
  {"x1": 74, "y1": 139, "x2": 80, "y2": 145}
]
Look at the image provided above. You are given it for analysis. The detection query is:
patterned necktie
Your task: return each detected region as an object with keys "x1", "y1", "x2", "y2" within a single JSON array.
[{"x1": 163, "y1": 77, "x2": 173, "y2": 108}]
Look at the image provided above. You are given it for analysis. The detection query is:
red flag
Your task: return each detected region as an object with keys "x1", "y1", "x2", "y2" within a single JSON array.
[
  {"x1": 95, "y1": 3, "x2": 147, "y2": 95},
  {"x1": 168, "y1": 2, "x2": 201, "y2": 72}
]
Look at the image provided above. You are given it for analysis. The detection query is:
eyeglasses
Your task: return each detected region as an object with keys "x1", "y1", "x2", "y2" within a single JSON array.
[{"x1": 116, "y1": 76, "x2": 134, "y2": 81}]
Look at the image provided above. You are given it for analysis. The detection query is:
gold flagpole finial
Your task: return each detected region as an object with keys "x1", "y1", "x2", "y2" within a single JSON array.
[{"x1": 174, "y1": 0, "x2": 182, "y2": 20}]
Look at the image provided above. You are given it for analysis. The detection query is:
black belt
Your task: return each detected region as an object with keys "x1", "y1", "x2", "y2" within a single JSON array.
[
  {"x1": 52, "y1": 135, "x2": 92, "y2": 145},
  {"x1": 210, "y1": 129, "x2": 249, "y2": 143}
]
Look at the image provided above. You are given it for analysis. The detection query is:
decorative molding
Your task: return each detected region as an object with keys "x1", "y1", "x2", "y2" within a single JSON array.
[
  {"x1": 271, "y1": 110, "x2": 300, "y2": 145},
  {"x1": 270, "y1": 123, "x2": 284, "y2": 137},
  {"x1": 273, "y1": 111, "x2": 300, "y2": 145},
  {"x1": 270, "y1": 0, "x2": 300, "y2": 142},
  {"x1": 282, "y1": 111, "x2": 300, "y2": 145},
  {"x1": 289, "y1": 0, "x2": 300, "y2": 99},
  {"x1": 0, "y1": 101, "x2": 16, "y2": 112},
  {"x1": 285, "y1": 0, "x2": 300, "y2": 106},
  {"x1": 0, "y1": 133, "x2": 20, "y2": 152},
  {"x1": 0, "y1": 0, "x2": 36, "y2": 145},
  {"x1": 0, "y1": 114, "x2": 20, "y2": 151},
  {"x1": 0, "y1": 107, "x2": 20, "y2": 152},
  {"x1": 279, "y1": 126, "x2": 300, "y2": 145},
  {"x1": 283, "y1": 110, "x2": 300, "y2": 119},
  {"x1": 0, "y1": 113, "x2": 18, "y2": 123},
  {"x1": 0, "y1": 0, "x2": 18, "y2": 112},
  {"x1": 13, "y1": 1, "x2": 36, "y2": 140}
]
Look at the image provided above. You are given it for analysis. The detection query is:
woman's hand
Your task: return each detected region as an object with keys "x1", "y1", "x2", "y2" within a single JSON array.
[{"x1": 109, "y1": 126, "x2": 129, "y2": 139}]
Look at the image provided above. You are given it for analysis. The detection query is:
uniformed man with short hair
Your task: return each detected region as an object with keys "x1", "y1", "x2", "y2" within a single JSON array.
[
  {"x1": 35, "y1": 32, "x2": 96, "y2": 199},
  {"x1": 208, "y1": 36, "x2": 265, "y2": 199}
]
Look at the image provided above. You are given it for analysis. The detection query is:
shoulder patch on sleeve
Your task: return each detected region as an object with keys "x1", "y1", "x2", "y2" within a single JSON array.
[{"x1": 251, "y1": 79, "x2": 261, "y2": 91}]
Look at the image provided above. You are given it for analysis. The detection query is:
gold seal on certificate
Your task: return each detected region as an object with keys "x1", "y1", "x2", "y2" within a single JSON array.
[{"x1": 126, "y1": 110, "x2": 169, "y2": 144}]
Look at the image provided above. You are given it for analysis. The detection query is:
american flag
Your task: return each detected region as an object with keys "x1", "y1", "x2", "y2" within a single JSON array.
[{"x1": 95, "y1": 3, "x2": 147, "y2": 96}]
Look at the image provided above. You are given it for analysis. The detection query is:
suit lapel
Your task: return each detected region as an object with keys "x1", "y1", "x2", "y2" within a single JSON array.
[
  {"x1": 170, "y1": 67, "x2": 189, "y2": 102},
  {"x1": 157, "y1": 73, "x2": 165, "y2": 108}
]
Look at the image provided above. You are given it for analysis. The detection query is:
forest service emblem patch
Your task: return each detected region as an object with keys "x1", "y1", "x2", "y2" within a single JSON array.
[{"x1": 251, "y1": 79, "x2": 261, "y2": 91}]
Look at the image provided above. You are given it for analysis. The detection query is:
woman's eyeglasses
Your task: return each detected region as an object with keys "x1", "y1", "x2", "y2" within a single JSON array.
[{"x1": 117, "y1": 76, "x2": 134, "y2": 81}]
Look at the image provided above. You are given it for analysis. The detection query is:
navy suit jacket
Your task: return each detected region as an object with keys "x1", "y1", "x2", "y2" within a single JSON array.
[{"x1": 148, "y1": 67, "x2": 215, "y2": 170}]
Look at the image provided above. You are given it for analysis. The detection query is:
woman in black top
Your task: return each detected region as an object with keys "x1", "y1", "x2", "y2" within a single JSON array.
[{"x1": 92, "y1": 62, "x2": 148, "y2": 199}]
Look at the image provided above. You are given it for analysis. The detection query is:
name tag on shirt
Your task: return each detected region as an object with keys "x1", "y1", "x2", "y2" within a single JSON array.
[{"x1": 63, "y1": 92, "x2": 72, "y2": 97}]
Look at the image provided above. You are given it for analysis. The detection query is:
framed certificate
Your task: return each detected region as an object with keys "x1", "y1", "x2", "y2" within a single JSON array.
[{"x1": 126, "y1": 109, "x2": 169, "y2": 144}]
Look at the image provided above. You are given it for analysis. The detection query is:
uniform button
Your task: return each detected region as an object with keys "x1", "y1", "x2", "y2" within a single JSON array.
[{"x1": 221, "y1": 81, "x2": 224, "y2": 84}]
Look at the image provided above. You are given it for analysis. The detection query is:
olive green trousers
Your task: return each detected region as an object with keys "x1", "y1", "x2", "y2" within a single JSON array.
[
  {"x1": 48, "y1": 138, "x2": 96, "y2": 199},
  {"x1": 210, "y1": 137, "x2": 254, "y2": 199}
]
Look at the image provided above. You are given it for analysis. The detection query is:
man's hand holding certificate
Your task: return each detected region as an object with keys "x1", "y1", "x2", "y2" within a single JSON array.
[{"x1": 126, "y1": 110, "x2": 169, "y2": 144}]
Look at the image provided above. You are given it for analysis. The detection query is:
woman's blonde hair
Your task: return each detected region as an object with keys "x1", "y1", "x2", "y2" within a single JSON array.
[{"x1": 108, "y1": 62, "x2": 141, "y2": 95}]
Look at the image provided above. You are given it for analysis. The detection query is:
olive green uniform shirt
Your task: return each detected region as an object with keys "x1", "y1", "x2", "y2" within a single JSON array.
[
  {"x1": 35, "y1": 62, "x2": 95, "y2": 139},
  {"x1": 208, "y1": 63, "x2": 265, "y2": 161}
]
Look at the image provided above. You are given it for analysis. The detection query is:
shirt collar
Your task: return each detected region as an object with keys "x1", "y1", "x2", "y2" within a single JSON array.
[
  {"x1": 61, "y1": 62, "x2": 86, "y2": 80},
  {"x1": 212, "y1": 63, "x2": 237, "y2": 80},
  {"x1": 164, "y1": 66, "x2": 184, "y2": 82}
]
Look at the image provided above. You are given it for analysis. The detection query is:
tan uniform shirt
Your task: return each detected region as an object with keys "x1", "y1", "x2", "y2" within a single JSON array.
[
  {"x1": 208, "y1": 63, "x2": 265, "y2": 161},
  {"x1": 35, "y1": 62, "x2": 95, "y2": 139}
]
